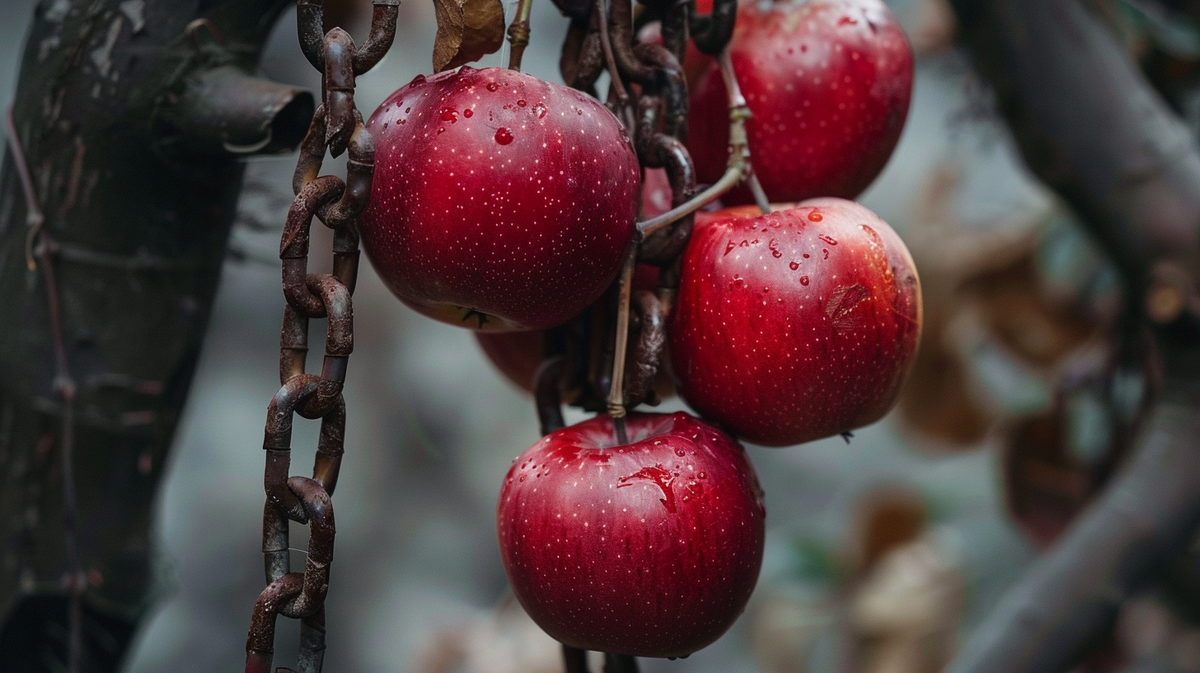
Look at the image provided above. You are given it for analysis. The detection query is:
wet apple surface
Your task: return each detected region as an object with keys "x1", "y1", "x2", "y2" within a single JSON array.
[
  {"x1": 688, "y1": 0, "x2": 913, "y2": 204},
  {"x1": 669, "y1": 199, "x2": 922, "y2": 446},
  {"x1": 360, "y1": 66, "x2": 641, "y2": 331},
  {"x1": 497, "y1": 412, "x2": 765, "y2": 658}
]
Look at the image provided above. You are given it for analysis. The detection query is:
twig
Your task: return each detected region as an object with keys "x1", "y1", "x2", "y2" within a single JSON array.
[
  {"x1": 6, "y1": 107, "x2": 83, "y2": 673},
  {"x1": 606, "y1": 247, "x2": 637, "y2": 442},
  {"x1": 506, "y1": 0, "x2": 533, "y2": 70}
]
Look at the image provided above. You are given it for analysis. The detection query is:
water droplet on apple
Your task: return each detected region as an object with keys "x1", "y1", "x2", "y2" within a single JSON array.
[
  {"x1": 409, "y1": 74, "x2": 426, "y2": 88},
  {"x1": 517, "y1": 99, "x2": 527, "y2": 107},
  {"x1": 487, "y1": 82, "x2": 499, "y2": 92},
  {"x1": 463, "y1": 108, "x2": 473, "y2": 118},
  {"x1": 818, "y1": 234, "x2": 838, "y2": 245},
  {"x1": 800, "y1": 276, "x2": 810, "y2": 285},
  {"x1": 808, "y1": 211, "x2": 822, "y2": 222},
  {"x1": 789, "y1": 261, "x2": 799, "y2": 270},
  {"x1": 534, "y1": 102, "x2": 547, "y2": 118},
  {"x1": 495, "y1": 127, "x2": 514, "y2": 145},
  {"x1": 437, "y1": 127, "x2": 445, "y2": 134},
  {"x1": 440, "y1": 108, "x2": 458, "y2": 122},
  {"x1": 675, "y1": 448, "x2": 685, "y2": 456}
]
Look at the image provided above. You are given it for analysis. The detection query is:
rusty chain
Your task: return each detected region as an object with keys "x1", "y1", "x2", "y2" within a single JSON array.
[{"x1": 244, "y1": 3, "x2": 397, "y2": 672}]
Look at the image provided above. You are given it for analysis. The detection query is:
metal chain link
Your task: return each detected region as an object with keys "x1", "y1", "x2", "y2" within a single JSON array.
[{"x1": 245, "y1": 3, "x2": 398, "y2": 672}]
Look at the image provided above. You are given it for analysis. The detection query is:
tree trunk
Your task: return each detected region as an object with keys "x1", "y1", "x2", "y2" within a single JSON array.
[{"x1": 0, "y1": 1, "x2": 309, "y2": 670}]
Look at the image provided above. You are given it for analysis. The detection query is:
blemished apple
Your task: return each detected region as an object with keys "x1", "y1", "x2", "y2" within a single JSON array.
[
  {"x1": 497, "y1": 411, "x2": 765, "y2": 658},
  {"x1": 669, "y1": 199, "x2": 921, "y2": 447},
  {"x1": 687, "y1": 0, "x2": 913, "y2": 204},
  {"x1": 360, "y1": 66, "x2": 640, "y2": 331}
]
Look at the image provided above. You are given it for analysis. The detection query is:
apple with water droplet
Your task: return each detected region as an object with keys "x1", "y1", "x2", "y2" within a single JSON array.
[
  {"x1": 475, "y1": 169, "x2": 674, "y2": 394},
  {"x1": 669, "y1": 199, "x2": 921, "y2": 446},
  {"x1": 497, "y1": 411, "x2": 765, "y2": 658},
  {"x1": 687, "y1": 0, "x2": 913, "y2": 204},
  {"x1": 360, "y1": 66, "x2": 640, "y2": 331}
]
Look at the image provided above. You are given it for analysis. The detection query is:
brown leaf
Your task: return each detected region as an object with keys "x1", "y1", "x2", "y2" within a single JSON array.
[{"x1": 432, "y1": 0, "x2": 505, "y2": 72}]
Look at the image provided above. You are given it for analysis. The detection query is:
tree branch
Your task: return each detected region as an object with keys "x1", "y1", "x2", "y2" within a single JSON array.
[{"x1": 944, "y1": 1, "x2": 1200, "y2": 672}]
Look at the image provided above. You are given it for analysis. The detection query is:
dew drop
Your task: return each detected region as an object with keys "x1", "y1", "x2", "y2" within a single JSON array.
[
  {"x1": 674, "y1": 448, "x2": 685, "y2": 457},
  {"x1": 409, "y1": 74, "x2": 426, "y2": 88},
  {"x1": 517, "y1": 99, "x2": 527, "y2": 107},
  {"x1": 789, "y1": 261, "x2": 799, "y2": 270},
  {"x1": 463, "y1": 108, "x2": 474, "y2": 118},
  {"x1": 819, "y1": 234, "x2": 838, "y2": 245},
  {"x1": 800, "y1": 276, "x2": 810, "y2": 285},
  {"x1": 437, "y1": 127, "x2": 445, "y2": 134},
  {"x1": 440, "y1": 108, "x2": 458, "y2": 122},
  {"x1": 534, "y1": 102, "x2": 547, "y2": 118},
  {"x1": 808, "y1": 211, "x2": 823, "y2": 222},
  {"x1": 494, "y1": 127, "x2": 514, "y2": 145},
  {"x1": 487, "y1": 82, "x2": 499, "y2": 92}
]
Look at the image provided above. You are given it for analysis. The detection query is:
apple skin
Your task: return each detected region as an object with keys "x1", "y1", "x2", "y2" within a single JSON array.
[
  {"x1": 497, "y1": 411, "x2": 765, "y2": 658},
  {"x1": 669, "y1": 199, "x2": 921, "y2": 447},
  {"x1": 687, "y1": 0, "x2": 913, "y2": 204},
  {"x1": 360, "y1": 66, "x2": 640, "y2": 331}
]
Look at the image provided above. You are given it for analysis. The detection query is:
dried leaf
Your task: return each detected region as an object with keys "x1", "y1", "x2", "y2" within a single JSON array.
[{"x1": 432, "y1": 0, "x2": 505, "y2": 72}]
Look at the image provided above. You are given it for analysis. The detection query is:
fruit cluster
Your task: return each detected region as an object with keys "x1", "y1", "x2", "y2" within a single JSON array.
[{"x1": 359, "y1": 0, "x2": 919, "y2": 663}]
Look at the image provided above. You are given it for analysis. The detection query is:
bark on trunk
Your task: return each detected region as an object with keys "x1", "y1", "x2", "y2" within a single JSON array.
[{"x1": 0, "y1": 1, "x2": 308, "y2": 669}]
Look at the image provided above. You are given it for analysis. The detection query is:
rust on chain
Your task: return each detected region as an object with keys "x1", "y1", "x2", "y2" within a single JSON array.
[
  {"x1": 634, "y1": 95, "x2": 696, "y2": 265},
  {"x1": 324, "y1": 29, "x2": 358, "y2": 157},
  {"x1": 356, "y1": 0, "x2": 402, "y2": 73},
  {"x1": 623, "y1": 290, "x2": 666, "y2": 408},
  {"x1": 247, "y1": 3, "x2": 395, "y2": 670},
  {"x1": 313, "y1": 398, "x2": 346, "y2": 494},
  {"x1": 294, "y1": 106, "x2": 329, "y2": 194},
  {"x1": 323, "y1": 115, "x2": 375, "y2": 229},
  {"x1": 281, "y1": 176, "x2": 345, "y2": 317}
]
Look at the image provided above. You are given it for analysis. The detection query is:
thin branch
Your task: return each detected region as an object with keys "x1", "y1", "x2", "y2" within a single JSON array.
[{"x1": 944, "y1": 0, "x2": 1200, "y2": 671}]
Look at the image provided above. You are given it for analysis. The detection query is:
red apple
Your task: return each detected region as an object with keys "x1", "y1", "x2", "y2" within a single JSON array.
[
  {"x1": 687, "y1": 0, "x2": 913, "y2": 204},
  {"x1": 669, "y1": 199, "x2": 921, "y2": 446},
  {"x1": 360, "y1": 66, "x2": 641, "y2": 331},
  {"x1": 497, "y1": 411, "x2": 765, "y2": 657},
  {"x1": 476, "y1": 166, "x2": 674, "y2": 394}
]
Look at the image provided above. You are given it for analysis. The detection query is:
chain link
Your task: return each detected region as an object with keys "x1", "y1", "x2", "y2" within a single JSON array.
[{"x1": 245, "y1": 3, "x2": 397, "y2": 672}]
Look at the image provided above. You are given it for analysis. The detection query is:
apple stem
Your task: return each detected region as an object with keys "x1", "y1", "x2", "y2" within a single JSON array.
[
  {"x1": 506, "y1": 0, "x2": 534, "y2": 71},
  {"x1": 746, "y1": 172, "x2": 772, "y2": 214},
  {"x1": 607, "y1": 246, "x2": 637, "y2": 426},
  {"x1": 638, "y1": 158, "x2": 741, "y2": 237},
  {"x1": 636, "y1": 46, "x2": 770, "y2": 237}
]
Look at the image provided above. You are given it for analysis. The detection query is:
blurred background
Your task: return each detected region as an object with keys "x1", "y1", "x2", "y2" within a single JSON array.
[{"x1": 5, "y1": 0, "x2": 1195, "y2": 671}]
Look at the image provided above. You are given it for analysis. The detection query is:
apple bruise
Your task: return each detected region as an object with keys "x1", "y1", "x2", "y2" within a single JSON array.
[
  {"x1": 359, "y1": 66, "x2": 640, "y2": 331},
  {"x1": 669, "y1": 199, "x2": 921, "y2": 447},
  {"x1": 496, "y1": 412, "x2": 766, "y2": 658},
  {"x1": 687, "y1": 0, "x2": 913, "y2": 204}
]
